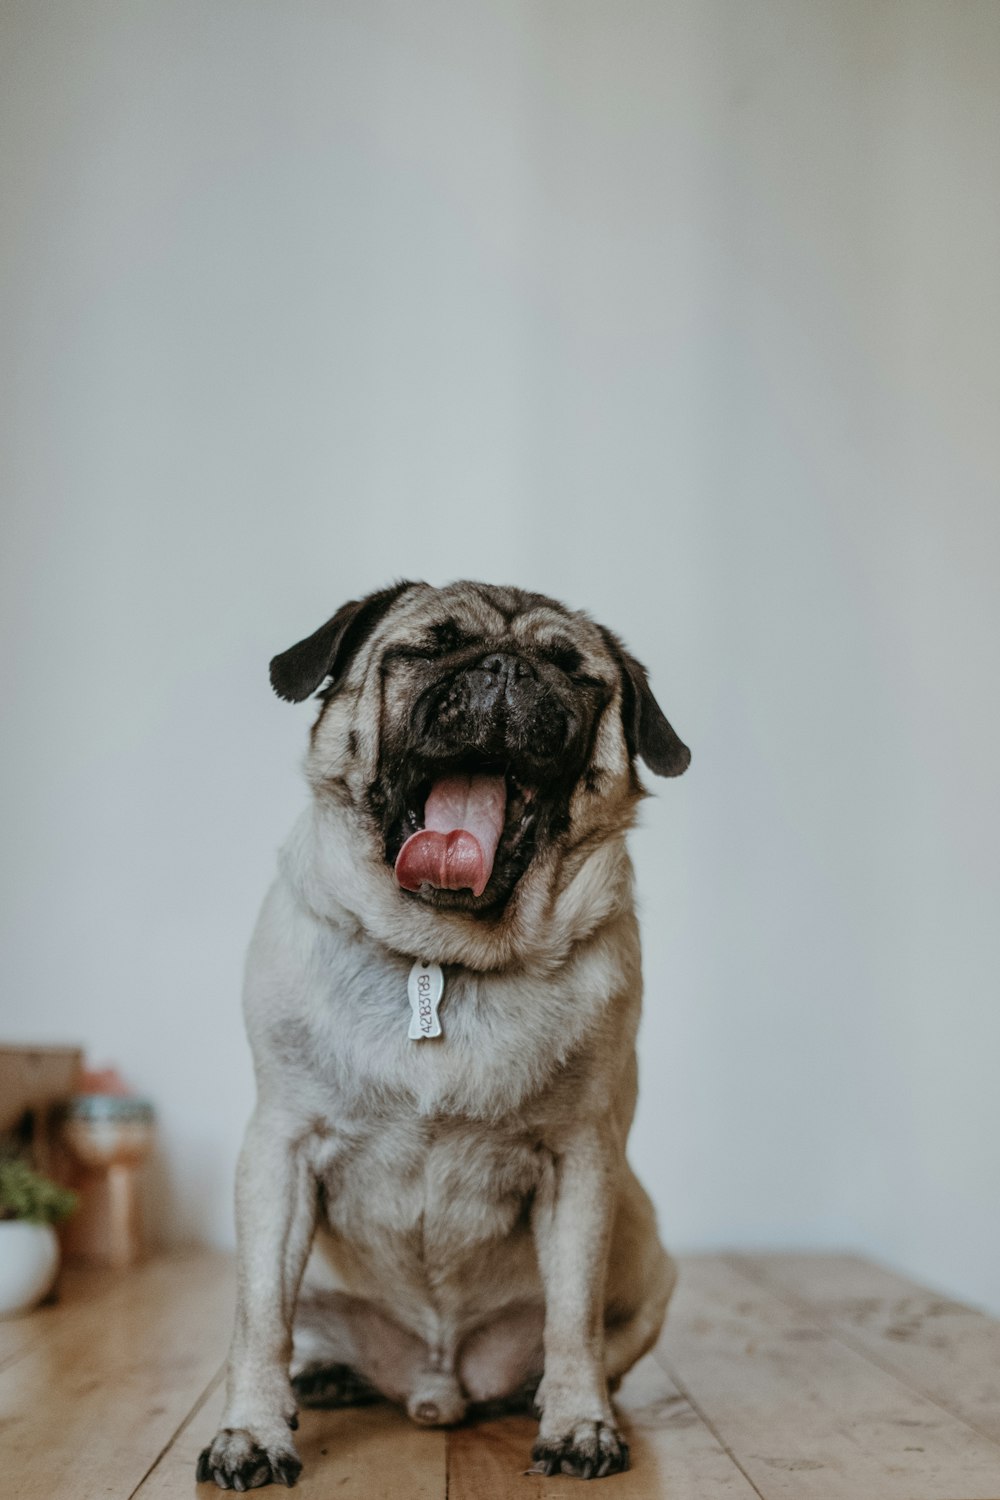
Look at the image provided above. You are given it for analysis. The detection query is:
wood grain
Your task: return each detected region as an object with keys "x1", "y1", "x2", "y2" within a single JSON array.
[
  {"x1": 659, "y1": 1256, "x2": 1000, "y2": 1500},
  {"x1": 446, "y1": 1352, "x2": 760, "y2": 1499},
  {"x1": 0, "y1": 1250, "x2": 233, "y2": 1500},
  {"x1": 0, "y1": 1262, "x2": 125, "y2": 1372},
  {"x1": 136, "y1": 1378, "x2": 448, "y2": 1500},
  {"x1": 734, "y1": 1251, "x2": 1000, "y2": 1448},
  {"x1": 9, "y1": 1250, "x2": 1000, "y2": 1499}
]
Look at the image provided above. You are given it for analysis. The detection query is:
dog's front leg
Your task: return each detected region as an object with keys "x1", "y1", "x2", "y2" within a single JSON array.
[
  {"x1": 531, "y1": 1126, "x2": 627, "y2": 1480},
  {"x1": 198, "y1": 1110, "x2": 317, "y2": 1490}
]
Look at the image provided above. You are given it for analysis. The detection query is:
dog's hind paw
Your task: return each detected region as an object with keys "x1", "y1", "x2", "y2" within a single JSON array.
[
  {"x1": 291, "y1": 1361, "x2": 380, "y2": 1410},
  {"x1": 196, "y1": 1427, "x2": 302, "y2": 1490},
  {"x1": 530, "y1": 1420, "x2": 629, "y2": 1480}
]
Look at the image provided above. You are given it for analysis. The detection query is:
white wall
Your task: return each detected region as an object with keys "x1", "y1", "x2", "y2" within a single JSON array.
[{"x1": 2, "y1": 2, "x2": 999, "y2": 1309}]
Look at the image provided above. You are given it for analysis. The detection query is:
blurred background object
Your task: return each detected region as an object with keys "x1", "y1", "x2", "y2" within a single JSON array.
[
  {"x1": 0, "y1": 1048, "x2": 155, "y2": 1272},
  {"x1": 0, "y1": 1045, "x2": 83, "y2": 1176},
  {"x1": 1, "y1": 2, "x2": 998, "y2": 1309},
  {"x1": 0, "y1": 1158, "x2": 77, "y2": 1316},
  {"x1": 61, "y1": 1088, "x2": 155, "y2": 1269}
]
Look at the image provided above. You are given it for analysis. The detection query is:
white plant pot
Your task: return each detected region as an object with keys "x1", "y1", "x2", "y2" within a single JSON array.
[{"x1": 0, "y1": 1221, "x2": 60, "y2": 1317}]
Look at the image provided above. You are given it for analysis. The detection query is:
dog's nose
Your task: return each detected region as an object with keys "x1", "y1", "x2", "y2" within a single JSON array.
[
  {"x1": 479, "y1": 653, "x2": 535, "y2": 684},
  {"x1": 469, "y1": 653, "x2": 536, "y2": 714}
]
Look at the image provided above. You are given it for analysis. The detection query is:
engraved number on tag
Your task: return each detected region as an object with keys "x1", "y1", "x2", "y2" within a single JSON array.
[{"x1": 407, "y1": 961, "x2": 445, "y2": 1040}]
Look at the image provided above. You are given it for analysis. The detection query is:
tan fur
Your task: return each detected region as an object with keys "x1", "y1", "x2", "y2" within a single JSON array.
[{"x1": 199, "y1": 583, "x2": 680, "y2": 1488}]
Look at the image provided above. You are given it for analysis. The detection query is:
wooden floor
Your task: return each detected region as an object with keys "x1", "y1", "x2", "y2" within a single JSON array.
[{"x1": 4, "y1": 1251, "x2": 1000, "y2": 1499}]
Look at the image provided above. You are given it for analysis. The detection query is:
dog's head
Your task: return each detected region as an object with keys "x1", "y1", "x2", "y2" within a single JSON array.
[{"x1": 271, "y1": 581, "x2": 689, "y2": 964}]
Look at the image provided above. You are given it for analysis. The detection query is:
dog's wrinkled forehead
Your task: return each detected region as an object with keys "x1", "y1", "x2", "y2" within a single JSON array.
[{"x1": 374, "y1": 582, "x2": 609, "y2": 667}]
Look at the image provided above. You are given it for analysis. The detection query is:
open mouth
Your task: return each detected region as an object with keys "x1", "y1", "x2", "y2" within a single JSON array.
[{"x1": 390, "y1": 762, "x2": 537, "y2": 903}]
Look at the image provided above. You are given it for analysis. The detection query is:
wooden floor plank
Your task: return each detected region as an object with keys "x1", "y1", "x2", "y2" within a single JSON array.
[
  {"x1": 138, "y1": 1378, "x2": 448, "y2": 1500},
  {"x1": 732, "y1": 1252, "x2": 938, "y2": 1303},
  {"x1": 446, "y1": 1352, "x2": 762, "y2": 1499},
  {"x1": 734, "y1": 1252, "x2": 1000, "y2": 1450},
  {"x1": 12, "y1": 1249, "x2": 1000, "y2": 1499},
  {"x1": 0, "y1": 1250, "x2": 234, "y2": 1500},
  {"x1": 149, "y1": 1346, "x2": 758, "y2": 1499},
  {"x1": 659, "y1": 1256, "x2": 1000, "y2": 1500},
  {"x1": 0, "y1": 1262, "x2": 134, "y2": 1373},
  {"x1": 130, "y1": 1370, "x2": 225, "y2": 1500}
]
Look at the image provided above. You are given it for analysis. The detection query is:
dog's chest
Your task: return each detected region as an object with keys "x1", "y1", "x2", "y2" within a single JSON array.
[
  {"x1": 319, "y1": 1113, "x2": 545, "y2": 1256},
  {"x1": 295, "y1": 944, "x2": 596, "y2": 1121}
]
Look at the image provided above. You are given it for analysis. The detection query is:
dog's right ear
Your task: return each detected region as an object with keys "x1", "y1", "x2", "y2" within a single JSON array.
[
  {"x1": 269, "y1": 581, "x2": 416, "y2": 703},
  {"x1": 598, "y1": 626, "x2": 691, "y2": 778}
]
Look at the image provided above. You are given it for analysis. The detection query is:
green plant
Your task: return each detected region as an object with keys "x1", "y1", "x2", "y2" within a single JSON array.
[{"x1": 0, "y1": 1160, "x2": 77, "y2": 1225}]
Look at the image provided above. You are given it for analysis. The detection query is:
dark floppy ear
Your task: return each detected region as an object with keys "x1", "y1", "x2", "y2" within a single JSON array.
[
  {"x1": 599, "y1": 627, "x2": 691, "y2": 778},
  {"x1": 269, "y1": 581, "x2": 416, "y2": 703}
]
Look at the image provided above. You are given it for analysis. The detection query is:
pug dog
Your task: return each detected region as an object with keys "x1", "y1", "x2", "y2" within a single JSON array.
[{"x1": 197, "y1": 580, "x2": 690, "y2": 1489}]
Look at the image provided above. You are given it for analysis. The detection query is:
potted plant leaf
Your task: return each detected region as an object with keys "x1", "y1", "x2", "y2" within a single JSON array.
[{"x1": 0, "y1": 1159, "x2": 77, "y2": 1317}]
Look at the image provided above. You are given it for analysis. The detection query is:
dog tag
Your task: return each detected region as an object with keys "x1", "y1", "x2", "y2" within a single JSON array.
[{"x1": 407, "y1": 960, "x2": 445, "y2": 1040}]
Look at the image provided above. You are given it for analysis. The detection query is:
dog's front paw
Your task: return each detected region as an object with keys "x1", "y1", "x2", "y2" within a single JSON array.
[
  {"x1": 531, "y1": 1420, "x2": 629, "y2": 1480},
  {"x1": 196, "y1": 1427, "x2": 302, "y2": 1490}
]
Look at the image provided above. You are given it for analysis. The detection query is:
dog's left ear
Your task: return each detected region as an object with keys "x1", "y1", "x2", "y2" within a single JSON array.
[
  {"x1": 269, "y1": 581, "x2": 416, "y2": 703},
  {"x1": 599, "y1": 627, "x2": 691, "y2": 778}
]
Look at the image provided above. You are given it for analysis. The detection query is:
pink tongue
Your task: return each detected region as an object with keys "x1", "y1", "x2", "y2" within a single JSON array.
[{"x1": 395, "y1": 773, "x2": 506, "y2": 898}]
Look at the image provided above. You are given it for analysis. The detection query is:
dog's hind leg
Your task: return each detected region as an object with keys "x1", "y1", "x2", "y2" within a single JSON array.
[
  {"x1": 457, "y1": 1301, "x2": 545, "y2": 1415},
  {"x1": 604, "y1": 1245, "x2": 677, "y2": 1390},
  {"x1": 599, "y1": 1168, "x2": 678, "y2": 1393},
  {"x1": 291, "y1": 1361, "x2": 380, "y2": 1409},
  {"x1": 291, "y1": 1291, "x2": 381, "y2": 1408},
  {"x1": 291, "y1": 1289, "x2": 467, "y2": 1426}
]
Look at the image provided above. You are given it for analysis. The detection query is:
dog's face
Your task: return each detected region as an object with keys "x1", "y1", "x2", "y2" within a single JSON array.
[{"x1": 271, "y1": 581, "x2": 688, "y2": 954}]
